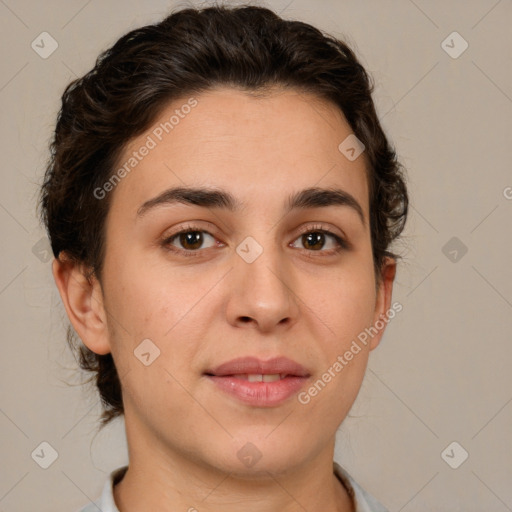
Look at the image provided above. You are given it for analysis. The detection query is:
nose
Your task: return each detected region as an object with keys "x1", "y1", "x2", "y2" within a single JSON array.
[{"x1": 225, "y1": 238, "x2": 300, "y2": 333}]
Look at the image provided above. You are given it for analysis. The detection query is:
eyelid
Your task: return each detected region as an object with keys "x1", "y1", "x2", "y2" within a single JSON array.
[
  {"x1": 292, "y1": 223, "x2": 350, "y2": 253},
  {"x1": 161, "y1": 221, "x2": 219, "y2": 241},
  {"x1": 161, "y1": 222, "x2": 220, "y2": 250},
  {"x1": 295, "y1": 222, "x2": 347, "y2": 241},
  {"x1": 161, "y1": 221, "x2": 350, "y2": 256}
]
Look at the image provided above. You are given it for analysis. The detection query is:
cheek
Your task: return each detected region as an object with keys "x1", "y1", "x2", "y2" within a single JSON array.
[
  {"x1": 101, "y1": 266, "x2": 199, "y2": 418},
  {"x1": 319, "y1": 263, "x2": 376, "y2": 341},
  {"x1": 102, "y1": 252, "x2": 209, "y2": 376},
  {"x1": 300, "y1": 275, "x2": 375, "y2": 421},
  {"x1": 102, "y1": 249, "x2": 173, "y2": 333}
]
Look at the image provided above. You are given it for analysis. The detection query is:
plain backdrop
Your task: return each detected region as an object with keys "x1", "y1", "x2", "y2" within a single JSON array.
[{"x1": 1, "y1": 0, "x2": 511, "y2": 510}]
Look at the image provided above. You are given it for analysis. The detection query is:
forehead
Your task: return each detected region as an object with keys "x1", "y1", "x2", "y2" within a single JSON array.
[{"x1": 109, "y1": 86, "x2": 369, "y2": 218}]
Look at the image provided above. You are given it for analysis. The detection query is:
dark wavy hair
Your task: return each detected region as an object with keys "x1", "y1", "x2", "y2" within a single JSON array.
[{"x1": 39, "y1": 3, "x2": 408, "y2": 427}]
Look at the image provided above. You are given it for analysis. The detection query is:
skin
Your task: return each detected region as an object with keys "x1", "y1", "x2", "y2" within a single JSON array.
[{"x1": 53, "y1": 86, "x2": 396, "y2": 512}]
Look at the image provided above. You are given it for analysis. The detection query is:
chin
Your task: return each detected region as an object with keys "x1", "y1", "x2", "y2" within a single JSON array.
[{"x1": 210, "y1": 433, "x2": 313, "y2": 478}]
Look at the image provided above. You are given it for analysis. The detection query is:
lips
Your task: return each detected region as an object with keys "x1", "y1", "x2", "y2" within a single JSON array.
[
  {"x1": 204, "y1": 356, "x2": 311, "y2": 407},
  {"x1": 205, "y1": 356, "x2": 310, "y2": 378}
]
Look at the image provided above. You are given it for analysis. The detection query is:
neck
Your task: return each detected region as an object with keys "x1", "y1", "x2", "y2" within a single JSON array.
[{"x1": 113, "y1": 416, "x2": 354, "y2": 512}]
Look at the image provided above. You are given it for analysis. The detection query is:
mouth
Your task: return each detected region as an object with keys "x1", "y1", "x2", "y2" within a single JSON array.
[
  {"x1": 210, "y1": 373, "x2": 294, "y2": 382},
  {"x1": 205, "y1": 355, "x2": 310, "y2": 378},
  {"x1": 204, "y1": 356, "x2": 311, "y2": 407}
]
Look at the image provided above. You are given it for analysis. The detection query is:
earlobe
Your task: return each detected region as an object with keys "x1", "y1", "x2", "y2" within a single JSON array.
[
  {"x1": 52, "y1": 254, "x2": 112, "y2": 355},
  {"x1": 369, "y1": 257, "x2": 397, "y2": 351}
]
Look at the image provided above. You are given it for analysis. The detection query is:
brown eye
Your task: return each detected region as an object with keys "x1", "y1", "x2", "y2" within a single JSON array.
[
  {"x1": 301, "y1": 232, "x2": 326, "y2": 251},
  {"x1": 291, "y1": 229, "x2": 347, "y2": 254},
  {"x1": 164, "y1": 229, "x2": 217, "y2": 252},
  {"x1": 177, "y1": 231, "x2": 204, "y2": 250}
]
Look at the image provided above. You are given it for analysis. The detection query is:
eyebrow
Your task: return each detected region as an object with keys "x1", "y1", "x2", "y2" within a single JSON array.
[{"x1": 137, "y1": 185, "x2": 365, "y2": 226}]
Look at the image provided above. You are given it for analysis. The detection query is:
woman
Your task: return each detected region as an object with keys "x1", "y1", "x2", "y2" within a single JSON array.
[{"x1": 40, "y1": 4, "x2": 408, "y2": 511}]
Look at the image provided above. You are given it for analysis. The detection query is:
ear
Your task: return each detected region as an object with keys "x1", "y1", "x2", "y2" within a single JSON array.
[
  {"x1": 369, "y1": 256, "x2": 397, "y2": 351},
  {"x1": 52, "y1": 253, "x2": 111, "y2": 355}
]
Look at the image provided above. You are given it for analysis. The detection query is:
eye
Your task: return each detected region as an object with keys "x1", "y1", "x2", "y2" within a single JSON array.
[
  {"x1": 290, "y1": 226, "x2": 348, "y2": 255},
  {"x1": 162, "y1": 225, "x2": 219, "y2": 256},
  {"x1": 161, "y1": 223, "x2": 348, "y2": 258}
]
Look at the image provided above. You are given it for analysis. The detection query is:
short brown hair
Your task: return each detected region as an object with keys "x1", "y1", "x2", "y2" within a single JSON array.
[{"x1": 39, "y1": 3, "x2": 408, "y2": 427}]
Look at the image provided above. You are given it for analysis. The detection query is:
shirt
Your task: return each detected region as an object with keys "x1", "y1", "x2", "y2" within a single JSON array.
[{"x1": 77, "y1": 462, "x2": 389, "y2": 512}]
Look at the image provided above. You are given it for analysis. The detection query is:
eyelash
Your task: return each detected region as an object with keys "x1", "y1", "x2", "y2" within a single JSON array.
[{"x1": 161, "y1": 223, "x2": 349, "y2": 258}]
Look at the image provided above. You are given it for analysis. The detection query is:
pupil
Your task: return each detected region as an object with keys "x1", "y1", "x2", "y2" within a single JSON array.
[
  {"x1": 181, "y1": 231, "x2": 202, "y2": 249},
  {"x1": 304, "y1": 232, "x2": 323, "y2": 250}
]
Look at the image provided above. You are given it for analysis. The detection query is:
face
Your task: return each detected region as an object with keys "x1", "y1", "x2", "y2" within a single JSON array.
[{"x1": 70, "y1": 86, "x2": 395, "y2": 476}]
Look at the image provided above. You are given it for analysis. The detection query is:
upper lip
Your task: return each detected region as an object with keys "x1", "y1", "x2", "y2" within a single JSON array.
[{"x1": 205, "y1": 356, "x2": 310, "y2": 377}]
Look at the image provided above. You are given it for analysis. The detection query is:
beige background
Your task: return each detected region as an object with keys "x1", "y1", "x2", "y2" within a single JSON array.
[{"x1": 1, "y1": 0, "x2": 511, "y2": 510}]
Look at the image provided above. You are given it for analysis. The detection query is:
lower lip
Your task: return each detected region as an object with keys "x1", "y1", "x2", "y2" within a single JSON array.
[{"x1": 206, "y1": 375, "x2": 309, "y2": 407}]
